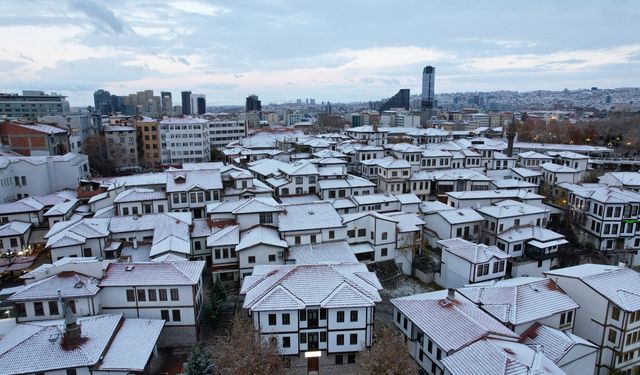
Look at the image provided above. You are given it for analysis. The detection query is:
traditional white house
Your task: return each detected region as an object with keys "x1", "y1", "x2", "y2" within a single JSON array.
[
  {"x1": 476, "y1": 200, "x2": 550, "y2": 245},
  {"x1": 435, "y1": 238, "x2": 511, "y2": 289},
  {"x1": 236, "y1": 225, "x2": 288, "y2": 279},
  {"x1": 516, "y1": 151, "x2": 553, "y2": 170},
  {"x1": 599, "y1": 172, "x2": 640, "y2": 192},
  {"x1": 99, "y1": 258, "x2": 205, "y2": 347},
  {"x1": 166, "y1": 169, "x2": 223, "y2": 219},
  {"x1": 113, "y1": 188, "x2": 168, "y2": 216},
  {"x1": 541, "y1": 163, "x2": 581, "y2": 187},
  {"x1": 241, "y1": 263, "x2": 382, "y2": 373},
  {"x1": 423, "y1": 208, "x2": 484, "y2": 247},
  {"x1": 457, "y1": 277, "x2": 579, "y2": 335},
  {"x1": 495, "y1": 226, "x2": 567, "y2": 277},
  {"x1": 0, "y1": 220, "x2": 31, "y2": 255},
  {"x1": 278, "y1": 202, "x2": 346, "y2": 246},
  {"x1": 391, "y1": 289, "x2": 521, "y2": 375},
  {"x1": 545, "y1": 264, "x2": 640, "y2": 375},
  {"x1": 342, "y1": 211, "x2": 398, "y2": 264}
]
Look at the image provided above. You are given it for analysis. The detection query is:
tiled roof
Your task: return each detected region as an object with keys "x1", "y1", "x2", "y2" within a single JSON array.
[
  {"x1": 391, "y1": 290, "x2": 519, "y2": 352},
  {"x1": 242, "y1": 263, "x2": 381, "y2": 311},
  {"x1": 287, "y1": 240, "x2": 358, "y2": 264},
  {"x1": 442, "y1": 338, "x2": 564, "y2": 375},
  {"x1": 437, "y1": 208, "x2": 484, "y2": 224},
  {"x1": 521, "y1": 323, "x2": 597, "y2": 364},
  {"x1": 96, "y1": 318, "x2": 164, "y2": 372},
  {"x1": 206, "y1": 225, "x2": 240, "y2": 247},
  {"x1": 540, "y1": 162, "x2": 578, "y2": 173},
  {"x1": 279, "y1": 201, "x2": 344, "y2": 232},
  {"x1": 166, "y1": 169, "x2": 222, "y2": 192},
  {"x1": 439, "y1": 238, "x2": 510, "y2": 263},
  {"x1": 99, "y1": 260, "x2": 204, "y2": 287},
  {"x1": 458, "y1": 277, "x2": 578, "y2": 326},
  {"x1": 0, "y1": 221, "x2": 31, "y2": 237},
  {"x1": 113, "y1": 188, "x2": 166, "y2": 203},
  {"x1": 236, "y1": 226, "x2": 287, "y2": 251},
  {"x1": 546, "y1": 264, "x2": 640, "y2": 311},
  {"x1": 8, "y1": 272, "x2": 100, "y2": 302}
]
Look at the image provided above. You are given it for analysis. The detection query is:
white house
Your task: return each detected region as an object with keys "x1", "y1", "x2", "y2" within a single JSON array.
[
  {"x1": 241, "y1": 263, "x2": 382, "y2": 373},
  {"x1": 278, "y1": 201, "x2": 346, "y2": 246},
  {"x1": 99, "y1": 258, "x2": 205, "y2": 347},
  {"x1": 113, "y1": 188, "x2": 168, "y2": 216},
  {"x1": 423, "y1": 208, "x2": 484, "y2": 247},
  {"x1": 545, "y1": 264, "x2": 640, "y2": 375},
  {"x1": 436, "y1": 238, "x2": 510, "y2": 289},
  {"x1": 495, "y1": 226, "x2": 567, "y2": 277},
  {"x1": 0, "y1": 220, "x2": 31, "y2": 255},
  {"x1": 476, "y1": 200, "x2": 550, "y2": 245}
]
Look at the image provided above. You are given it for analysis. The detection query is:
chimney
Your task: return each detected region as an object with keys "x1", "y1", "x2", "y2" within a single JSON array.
[
  {"x1": 447, "y1": 288, "x2": 455, "y2": 301},
  {"x1": 62, "y1": 298, "x2": 82, "y2": 345},
  {"x1": 618, "y1": 261, "x2": 627, "y2": 268}
]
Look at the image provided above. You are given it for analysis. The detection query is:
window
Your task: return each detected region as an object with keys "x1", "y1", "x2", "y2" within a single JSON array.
[
  {"x1": 295, "y1": 176, "x2": 303, "y2": 184},
  {"x1": 350, "y1": 333, "x2": 357, "y2": 345},
  {"x1": 137, "y1": 289, "x2": 146, "y2": 302},
  {"x1": 403, "y1": 317, "x2": 408, "y2": 330},
  {"x1": 320, "y1": 331, "x2": 327, "y2": 342},
  {"x1": 428, "y1": 339, "x2": 433, "y2": 353},
  {"x1": 282, "y1": 336, "x2": 291, "y2": 348},
  {"x1": 608, "y1": 329, "x2": 618, "y2": 344},
  {"x1": 347, "y1": 354, "x2": 356, "y2": 364},
  {"x1": 172, "y1": 309, "x2": 181, "y2": 322},
  {"x1": 560, "y1": 311, "x2": 573, "y2": 327},
  {"x1": 310, "y1": 235, "x2": 316, "y2": 244},
  {"x1": 259, "y1": 212, "x2": 273, "y2": 224},
  {"x1": 337, "y1": 334, "x2": 344, "y2": 345},
  {"x1": 350, "y1": 310, "x2": 358, "y2": 322},
  {"x1": 67, "y1": 370, "x2": 77, "y2": 375},
  {"x1": 161, "y1": 310, "x2": 169, "y2": 321},
  {"x1": 148, "y1": 289, "x2": 157, "y2": 301},
  {"x1": 382, "y1": 232, "x2": 388, "y2": 240},
  {"x1": 476, "y1": 264, "x2": 489, "y2": 277},
  {"x1": 337, "y1": 311, "x2": 345, "y2": 322},
  {"x1": 282, "y1": 313, "x2": 290, "y2": 325},
  {"x1": 381, "y1": 248, "x2": 388, "y2": 257},
  {"x1": 612, "y1": 306, "x2": 621, "y2": 321},
  {"x1": 126, "y1": 289, "x2": 135, "y2": 302},
  {"x1": 320, "y1": 308, "x2": 327, "y2": 320},
  {"x1": 248, "y1": 256, "x2": 256, "y2": 264},
  {"x1": 15, "y1": 303, "x2": 26, "y2": 317},
  {"x1": 335, "y1": 355, "x2": 343, "y2": 365},
  {"x1": 170, "y1": 288, "x2": 179, "y2": 301},
  {"x1": 159, "y1": 289, "x2": 167, "y2": 301},
  {"x1": 300, "y1": 310, "x2": 306, "y2": 321},
  {"x1": 300, "y1": 332, "x2": 307, "y2": 344},
  {"x1": 294, "y1": 236, "x2": 301, "y2": 245},
  {"x1": 268, "y1": 254, "x2": 276, "y2": 262},
  {"x1": 268, "y1": 314, "x2": 277, "y2": 325},
  {"x1": 34, "y1": 302, "x2": 44, "y2": 316},
  {"x1": 215, "y1": 249, "x2": 221, "y2": 259},
  {"x1": 396, "y1": 311, "x2": 401, "y2": 323},
  {"x1": 347, "y1": 229, "x2": 355, "y2": 238},
  {"x1": 68, "y1": 300, "x2": 76, "y2": 314},
  {"x1": 329, "y1": 230, "x2": 335, "y2": 239},
  {"x1": 437, "y1": 348, "x2": 442, "y2": 360},
  {"x1": 357, "y1": 228, "x2": 366, "y2": 237},
  {"x1": 48, "y1": 301, "x2": 59, "y2": 315}
]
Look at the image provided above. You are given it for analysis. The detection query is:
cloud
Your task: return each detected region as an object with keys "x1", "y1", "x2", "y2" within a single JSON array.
[
  {"x1": 68, "y1": 0, "x2": 133, "y2": 35},
  {"x1": 171, "y1": 1, "x2": 228, "y2": 16},
  {"x1": 461, "y1": 44, "x2": 640, "y2": 72},
  {"x1": 451, "y1": 37, "x2": 539, "y2": 48}
]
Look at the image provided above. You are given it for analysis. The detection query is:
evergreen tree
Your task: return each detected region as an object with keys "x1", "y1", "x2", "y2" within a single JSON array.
[{"x1": 185, "y1": 342, "x2": 213, "y2": 375}]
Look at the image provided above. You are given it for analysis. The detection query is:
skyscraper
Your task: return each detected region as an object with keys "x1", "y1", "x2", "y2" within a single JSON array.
[
  {"x1": 421, "y1": 66, "x2": 435, "y2": 110},
  {"x1": 181, "y1": 91, "x2": 192, "y2": 115},
  {"x1": 378, "y1": 89, "x2": 410, "y2": 112},
  {"x1": 160, "y1": 91, "x2": 172, "y2": 115},
  {"x1": 246, "y1": 95, "x2": 261, "y2": 112},
  {"x1": 190, "y1": 94, "x2": 206, "y2": 115},
  {"x1": 93, "y1": 89, "x2": 112, "y2": 115}
]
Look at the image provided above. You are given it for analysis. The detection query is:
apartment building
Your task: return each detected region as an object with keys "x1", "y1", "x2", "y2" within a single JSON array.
[
  {"x1": 159, "y1": 116, "x2": 210, "y2": 164},
  {"x1": 104, "y1": 125, "x2": 139, "y2": 169}
]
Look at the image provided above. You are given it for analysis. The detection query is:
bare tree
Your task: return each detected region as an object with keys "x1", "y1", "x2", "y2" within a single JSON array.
[
  {"x1": 211, "y1": 313, "x2": 284, "y2": 375},
  {"x1": 358, "y1": 323, "x2": 417, "y2": 375}
]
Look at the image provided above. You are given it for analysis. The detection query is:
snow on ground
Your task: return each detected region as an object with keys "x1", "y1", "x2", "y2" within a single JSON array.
[{"x1": 380, "y1": 275, "x2": 435, "y2": 300}]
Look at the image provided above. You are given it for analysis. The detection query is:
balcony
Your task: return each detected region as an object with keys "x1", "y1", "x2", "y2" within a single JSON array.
[{"x1": 524, "y1": 246, "x2": 559, "y2": 260}]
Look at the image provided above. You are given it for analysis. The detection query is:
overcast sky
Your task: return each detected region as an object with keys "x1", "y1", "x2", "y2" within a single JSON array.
[{"x1": 1, "y1": 0, "x2": 639, "y2": 106}]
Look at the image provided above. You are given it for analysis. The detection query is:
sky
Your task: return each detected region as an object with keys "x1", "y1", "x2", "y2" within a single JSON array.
[{"x1": 0, "y1": 0, "x2": 639, "y2": 106}]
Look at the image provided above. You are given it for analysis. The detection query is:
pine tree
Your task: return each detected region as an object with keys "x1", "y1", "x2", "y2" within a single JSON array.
[
  {"x1": 207, "y1": 280, "x2": 227, "y2": 324},
  {"x1": 185, "y1": 342, "x2": 213, "y2": 375}
]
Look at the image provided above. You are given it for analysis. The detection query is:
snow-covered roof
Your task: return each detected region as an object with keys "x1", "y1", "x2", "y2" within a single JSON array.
[
  {"x1": 518, "y1": 151, "x2": 553, "y2": 160},
  {"x1": 510, "y1": 167, "x2": 543, "y2": 178},
  {"x1": 159, "y1": 116, "x2": 208, "y2": 125},
  {"x1": 420, "y1": 201, "x2": 454, "y2": 214},
  {"x1": 45, "y1": 218, "x2": 111, "y2": 248},
  {"x1": 442, "y1": 338, "x2": 564, "y2": 375},
  {"x1": 95, "y1": 317, "x2": 164, "y2": 372},
  {"x1": 520, "y1": 323, "x2": 597, "y2": 364},
  {"x1": 385, "y1": 212, "x2": 425, "y2": 232},
  {"x1": 458, "y1": 277, "x2": 578, "y2": 326},
  {"x1": 207, "y1": 197, "x2": 281, "y2": 215},
  {"x1": 0, "y1": 221, "x2": 31, "y2": 237},
  {"x1": 206, "y1": 225, "x2": 240, "y2": 247},
  {"x1": 99, "y1": 259, "x2": 205, "y2": 287},
  {"x1": 166, "y1": 169, "x2": 222, "y2": 192},
  {"x1": 477, "y1": 202, "x2": 548, "y2": 218},
  {"x1": 545, "y1": 264, "x2": 640, "y2": 311},
  {"x1": 447, "y1": 189, "x2": 544, "y2": 201},
  {"x1": 0, "y1": 198, "x2": 44, "y2": 215},
  {"x1": 113, "y1": 188, "x2": 166, "y2": 203},
  {"x1": 391, "y1": 290, "x2": 519, "y2": 353},
  {"x1": 15, "y1": 122, "x2": 68, "y2": 134},
  {"x1": 0, "y1": 313, "x2": 162, "y2": 375},
  {"x1": 438, "y1": 238, "x2": 510, "y2": 263},
  {"x1": 375, "y1": 156, "x2": 411, "y2": 169},
  {"x1": 599, "y1": 172, "x2": 640, "y2": 187},
  {"x1": 351, "y1": 193, "x2": 399, "y2": 206},
  {"x1": 236, "y1": 226, "x2": 287, "y2": 251},
  {"x1": 287, "y1": 240, "x2": 358, "y2": 264},
  {"x1": 242, "y1": 263, "x2": 382, "y2": 311},
  {"x1": 437, "y1": 208, "x2": 484, "y2": 224},
  {"x1": 8, "y1": 272, "x2": 99, "y2": 302},
  {"x1": 43, "y1": 199, "x2": 78, "y2": 217},
  {"x1": 395, "y1": 193, "x2": 421, "y2": 205},
  {"x1": 497, "y1": 226, "x2": 564, "y2": 243},
  {"x1": 540, "y1": 162, "x2": 578, "y2": 174},
  {"x1": 490, "y1": 179, "x2": 538, "y2": 190},
  {"x1": 279, "y1": 202, "x2": 344, "y2": 232}
]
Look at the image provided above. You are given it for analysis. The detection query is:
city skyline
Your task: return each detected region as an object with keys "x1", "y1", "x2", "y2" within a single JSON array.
[{"x1": 0, "y1": 0, "x2": 639, "y2": 106}]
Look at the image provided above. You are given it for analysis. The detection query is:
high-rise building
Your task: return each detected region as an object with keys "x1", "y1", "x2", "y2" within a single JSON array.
[
  {"x1": 190, "y1": 94, "x2": 206, "y2": 115},
  {"x1": 0, "y1": 91, "x2": 70, "y2": 119},
  {"x1": 421, "y1": 66, "x2": 435, "y2": 110},
  {"x1": 160, "y1": 91, "x2": 173, "y2": 115},
  {"x1": 181, "y1": 91, "x2": 192, "y2": 115},
  {"x1": 378, "y1": 89, "x2": 410, "y2": 112},
  {"x1": 93, "y1": 89, "x2": 112, "y2": 115},
  {"x1": 246, "y1": 95, "x2": 261, "y2": 112}
]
